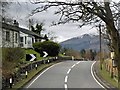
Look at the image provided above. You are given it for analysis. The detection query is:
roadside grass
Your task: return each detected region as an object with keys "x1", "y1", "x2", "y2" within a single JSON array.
[
  {"x1": 20, "y1": 49, "x2": 52, "y2": 65},
  {"x1": 2, "y1": 48, "x2": 49, "y2": 82},
  {"x1": 3, "y1": 48, "x2": 60, "y2": 89},
  {"x1": 11, "y1": 62, "x2": 57, "y2": 89},
  {"x1": 99, "y1": 62, "x2": 118, "y2": 88},
  {"x1": 20, "y1": 49, "x2": 44, "y2": 63},
  {"x1": 59, "y1": 53, "x2": 65, "y2": 57},
  {"x1": 25, "y1": 49, "x2": 44, "y2": 60}
]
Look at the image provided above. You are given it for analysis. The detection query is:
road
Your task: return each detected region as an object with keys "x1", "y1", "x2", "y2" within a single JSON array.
[{"x1": 24, "y1": 60, "x2": 103, "y2": 89}]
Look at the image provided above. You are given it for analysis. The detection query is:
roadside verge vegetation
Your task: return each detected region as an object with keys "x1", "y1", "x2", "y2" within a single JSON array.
[
  {"x1": 99, "y1": 60, "x2": 118, "y2": 88},
  {"x1": 2, "y1": 48, "x2": 25, "y2": 78},
  {"x1": 2, "y1": 48, "x2": 44, "y2": 80},
  {"x1": 2, "y1": 41, "x2": 61, "y2": 89},
  {"x1": 33, "y1": 41, "x2": 61, "y2": 57}
]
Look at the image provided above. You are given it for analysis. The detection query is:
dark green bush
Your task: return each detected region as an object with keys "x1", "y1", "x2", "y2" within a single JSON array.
[{"x1": 33, "y1": 41, "x2": 61, "y2": 57}]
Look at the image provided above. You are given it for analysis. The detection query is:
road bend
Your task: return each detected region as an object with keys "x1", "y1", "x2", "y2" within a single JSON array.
[{"x1": 24, "y1": 60, "x2": 103, "y2": 89}]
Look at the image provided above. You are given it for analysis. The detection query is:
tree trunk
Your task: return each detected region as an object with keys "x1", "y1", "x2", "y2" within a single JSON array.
[
  {"x1": 108, "y1": 24, "x2": 120, "y2": 88},
  {"x1": 114, "y1": 37, "x2": 120, "y2": 88},
  {"x1": 117, "y1": 50, "x2": 120, "y2": 89},
  {"x1": 105, "y1": 14, "x2": 120, "y2": 86}
]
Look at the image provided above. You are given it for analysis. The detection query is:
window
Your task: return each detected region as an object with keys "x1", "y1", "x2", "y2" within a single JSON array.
[
  {"x1": 20, "y1": 37, "x2": 23, "y2": 42},
  {"x1": 20, "y1": 37, "x2": 24, "y2": 47},
  {"x1": 6, "y1": 31, "x2": 10, "y2": 41},
  {"x1": 25, "y1": 36, "x2": 27, "y2": 44},
  {"x1": 15, "y1": 33, "x2": 18, "y2": 43},
  {"x1": 32, "y1": 38, "x2": 34, "y2": 43}
]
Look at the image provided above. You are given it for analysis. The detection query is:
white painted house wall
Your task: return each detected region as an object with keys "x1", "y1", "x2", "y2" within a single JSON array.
[
  {"x1": 1, "y1": 21, "x2": 43, "y2": 48},
  {"x1": 20, "y1": 32, "x2": 35, "y2": 48},
  {"x1": 2, "y1": 26, "x2": 19, "y2": 48}
]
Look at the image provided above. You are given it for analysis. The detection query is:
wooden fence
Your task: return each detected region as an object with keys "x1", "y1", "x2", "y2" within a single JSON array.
[
  {"x1": 2, "y1": 56, "x2": 73, "y2": 89},
  {"x1": 104, "y1": 59, "x2": 118, "y2": 78}
]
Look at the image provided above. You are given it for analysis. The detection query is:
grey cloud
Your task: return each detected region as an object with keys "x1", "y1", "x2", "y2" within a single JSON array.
[{"x1": 5, "y1": 2, "x2": 98, "y2": 42}]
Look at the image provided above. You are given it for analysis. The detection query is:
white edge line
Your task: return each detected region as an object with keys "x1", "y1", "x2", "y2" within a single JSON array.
[
  {"x1": 26, "y1": 62, "x2": 63, "y2": 88},
  {"x1": 91, "y1": 61, "x2": 105, "y2": 89}
]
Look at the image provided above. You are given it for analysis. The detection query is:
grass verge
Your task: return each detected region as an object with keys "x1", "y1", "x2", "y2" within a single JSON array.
[
  {"x1": 11, "y1": 62, "x2": 58, "y2": 89},
  {"x1": 20, "y1": 49, "x2": 44, "y2": 63},
  {"x1": 25, "y1": 49, "x2": 43, "y2": 60},
  {"x1": 99, "y1": 62, "x2": 118, "y2": 88}
]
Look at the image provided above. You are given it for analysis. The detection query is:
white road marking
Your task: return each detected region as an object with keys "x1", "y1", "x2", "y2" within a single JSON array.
[
  {"x1": 76, "y1": 61, "x2": 81, "y2": 65},
  {"x1": 91, "y1": 61, "x2": 105, "y2": 89},
  {"x1": 65, "y1": 76, "x2": 68, "y2": 83},
  {"x1": 71, "y1": 61, "x2": 81, "y2": 68},
  {"x1": 67, "y1": 69, "x2": 71, "y2": 74},
  {"x1": 26, "y1": 62, "x2": 63, "y2": 88},
  {"x1": 71, "y1": 64, "x2": 76, "y2": 68},
  {"x1": 64, "y1": 61, "x2": 81, "y2": 89},
  {"x1": 64, "y1": 84, "x2": 68, "y2": 90}
]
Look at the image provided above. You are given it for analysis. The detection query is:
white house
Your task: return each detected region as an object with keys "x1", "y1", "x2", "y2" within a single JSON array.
[
  {"x1": 19, "y1": 32, "x2": 35, "y2": 48},
  {"x1": 1, "y1": 20, "x2": 44, "y2": 48},
  {"x1": 1, "y1": 21, "x2": 20, "y2": 47},
  {"x1": 19, "y1": 27, "x2": 43, "y2": 48}
]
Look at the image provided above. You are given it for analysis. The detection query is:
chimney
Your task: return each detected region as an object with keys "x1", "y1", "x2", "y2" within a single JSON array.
[{"x1": 14, "y1": 20, "x2": 19, "y2": 27}]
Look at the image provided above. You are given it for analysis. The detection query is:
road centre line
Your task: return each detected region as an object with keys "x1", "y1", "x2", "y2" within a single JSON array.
[
  {"x1": 76, "y1": 61, "x2": 81, "y2": 65},
  {"x1": 26, "y1": 62, "x2": 63, "y2": 88},
  {"x1": 71, "y1": 64, "x2": 76, "y2": 68},
  {"x1": 65, "y1": 75, "x2": 68, "y2": 83},
  {"x1": 71, "y1": 61, "x2": 81, "y2": 68},
  {"x1": 91, "y1": 61, "x2": 105, "y2": 89},
  {"x1": 67, "y1": 69, "x2": 71, "y2": 74},
  {"x1": 64, "y1": 61, "x2": 81, "y2": 89},
  {"x1": 64, "y1": 84, "x2": 68, "y2": 90}
]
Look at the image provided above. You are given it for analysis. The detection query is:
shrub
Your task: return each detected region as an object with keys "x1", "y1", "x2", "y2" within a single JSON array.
[
  {"x1": 2, "y1": 48, "x2": 25, "y2": 78},
  {"x1": 2, "y1": 47, "x2": 25, "y2": 61},
  {"x1": 33, "y1": 41, "x2": 61, "y2": 57}
]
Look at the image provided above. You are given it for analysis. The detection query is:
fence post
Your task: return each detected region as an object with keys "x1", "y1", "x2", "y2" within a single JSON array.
[
  {"x1": 9, "y1": 77, "x2": 12, "y2": 88},
  {"x1": 25, "y1": 71, "x2": 28, "y2": 78},
  {"x1": 35, "y1": 64, "x2": 38, "y2": 70}
]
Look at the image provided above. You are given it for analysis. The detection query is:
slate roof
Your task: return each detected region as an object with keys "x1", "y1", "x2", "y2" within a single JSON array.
[
  {"x1": 19, "y1": 27, "x2": 44, "y2": 39},
  {"x1": 1, "y1": 22, "x2": 44, "y2": 39}
]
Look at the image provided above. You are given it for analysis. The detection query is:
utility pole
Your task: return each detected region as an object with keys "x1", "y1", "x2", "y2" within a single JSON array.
[
  {"x1": 29, "y1": 19, "x2": 31, "y2": 31},
  {"x1": 99, "y1": 24, "x2": 102, "y2": 70}
]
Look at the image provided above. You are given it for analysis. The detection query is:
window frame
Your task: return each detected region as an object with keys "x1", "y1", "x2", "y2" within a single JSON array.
[{"x1": 6, "y1": 31, "x2": 10, "y2": 42}]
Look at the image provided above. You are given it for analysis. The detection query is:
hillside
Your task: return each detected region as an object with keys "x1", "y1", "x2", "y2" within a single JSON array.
[{"x1": 60, "y1": 34, "x2": 109, "y2": 52}]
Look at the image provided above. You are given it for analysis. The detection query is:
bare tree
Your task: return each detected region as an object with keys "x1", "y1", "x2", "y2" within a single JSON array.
[
  {"x1": 47, "y1": 31, "x2": 57, "y2": 41},
  {"x1": 30, "y1": 0, "x2": 120, "y2": 87},
  {"x1": 0, "y1": 2, "x2": 13, "y2": 23}
]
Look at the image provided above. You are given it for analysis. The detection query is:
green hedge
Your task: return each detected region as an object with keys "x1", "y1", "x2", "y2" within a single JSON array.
[{"x1": 33, "y1": 41, "x2": 61, "y2": 57}]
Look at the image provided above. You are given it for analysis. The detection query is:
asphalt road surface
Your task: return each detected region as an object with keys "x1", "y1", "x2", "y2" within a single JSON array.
[{"x1": 24, "y1": 60, "x2": 103, "y2": 89}]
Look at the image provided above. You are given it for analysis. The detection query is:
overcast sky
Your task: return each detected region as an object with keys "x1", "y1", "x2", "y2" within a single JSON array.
[{"x1": 4, "y1": 1, "x2": 114, "y2": 42}]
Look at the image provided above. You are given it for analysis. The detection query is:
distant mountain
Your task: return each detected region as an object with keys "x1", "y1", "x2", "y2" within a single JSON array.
[{"x1": 60, "y1": 34, "x2": 108, "y2": 52}]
